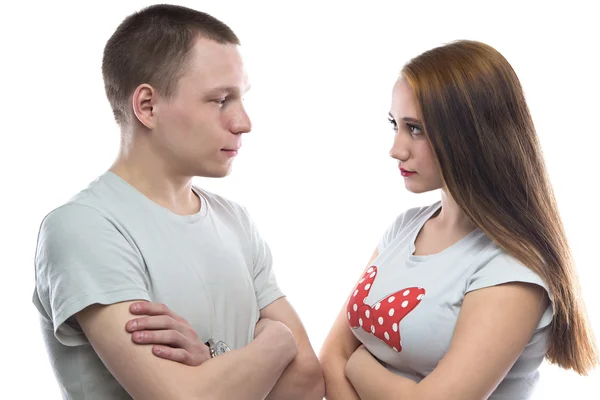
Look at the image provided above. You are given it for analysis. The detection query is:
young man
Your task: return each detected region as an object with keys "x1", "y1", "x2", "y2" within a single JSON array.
[{"x1": 32, "y1": 4, "x2": 323, "y2": 399}]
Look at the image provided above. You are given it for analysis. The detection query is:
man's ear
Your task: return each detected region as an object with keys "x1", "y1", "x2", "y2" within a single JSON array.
[{"x1": 132, "y1": 84, "x2": 156, "y2": 129}]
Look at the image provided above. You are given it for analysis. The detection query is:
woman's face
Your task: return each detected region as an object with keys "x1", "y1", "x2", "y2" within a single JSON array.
[{"x1": 388, "y1": 77, "x2": 443, "y2": 194}]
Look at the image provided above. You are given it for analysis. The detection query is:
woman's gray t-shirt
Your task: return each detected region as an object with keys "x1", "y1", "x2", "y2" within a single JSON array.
[{"x1": 347, "y1": 202, "x2": 553, "y2": 399}]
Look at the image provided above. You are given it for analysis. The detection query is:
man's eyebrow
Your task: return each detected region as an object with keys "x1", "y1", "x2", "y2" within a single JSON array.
[
  {"x1": 205, "y1": 86, "x2": 239, "y2": 96},
  {"x1": 204, "y1": 85, "x2": 251, "y2": 97}
]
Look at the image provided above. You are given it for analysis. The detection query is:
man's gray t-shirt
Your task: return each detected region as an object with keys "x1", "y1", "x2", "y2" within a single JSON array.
[
  {"x1": 33, "y1": 171, "x2": 284, "y2": 399},
  {"x1": 347, "y1": 202, "x2": 554, "y2": 399}
]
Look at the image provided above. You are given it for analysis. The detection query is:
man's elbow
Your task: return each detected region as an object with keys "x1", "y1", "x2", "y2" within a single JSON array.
[{"x1": 295, "y1": 354, "x2": 325, "y2": 399}]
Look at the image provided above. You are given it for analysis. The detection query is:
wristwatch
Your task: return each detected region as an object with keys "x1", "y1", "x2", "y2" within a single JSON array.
[{"x1": 204, "y1": 338, "x2": 231, "y2": 358}]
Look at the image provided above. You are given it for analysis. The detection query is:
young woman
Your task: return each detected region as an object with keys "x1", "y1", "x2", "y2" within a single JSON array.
[{"x1": 319, "y1": 40, "x2": 598, "y2": 399}]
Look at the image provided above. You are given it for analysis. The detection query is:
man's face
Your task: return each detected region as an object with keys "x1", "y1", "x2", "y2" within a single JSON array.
[{"x1": 151, "y1": 37, "x2": 251, "y2": 178}]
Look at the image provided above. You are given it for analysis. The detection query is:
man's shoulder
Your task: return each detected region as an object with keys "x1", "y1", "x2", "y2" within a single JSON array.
[
  {"x1": 38, "y1": 203, "x2": 111, "y2": 249},
  {"x1": 40, "y1": 175, "x2": 114, "y2": 228}
]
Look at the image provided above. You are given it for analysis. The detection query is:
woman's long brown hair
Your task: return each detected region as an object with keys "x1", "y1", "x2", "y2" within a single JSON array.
[{"x1": 402, "y1": 40, "x2": 598, "y2": 374}]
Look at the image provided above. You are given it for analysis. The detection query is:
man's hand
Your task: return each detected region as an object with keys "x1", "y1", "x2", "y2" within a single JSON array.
[{"x1": 125, "y1": 301, "x2": 211, "y2": 366}]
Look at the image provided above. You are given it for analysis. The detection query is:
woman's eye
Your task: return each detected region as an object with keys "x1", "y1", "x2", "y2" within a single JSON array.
[
  {"x1": 388, "y1": 118, "x2": 398, "y2": 132},
  {"x1": 408, "y1": 123, "x2": 422, "y2": 135}
]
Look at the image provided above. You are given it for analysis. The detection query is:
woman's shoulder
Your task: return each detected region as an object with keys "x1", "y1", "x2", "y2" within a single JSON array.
[{"x1": 389, "y1": 201, "x2": 440, "y2": 232}]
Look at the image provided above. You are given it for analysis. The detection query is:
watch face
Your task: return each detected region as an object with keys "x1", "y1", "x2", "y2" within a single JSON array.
[{"x1": 213, "y1": 341, "x2": 231, "y2": 356}]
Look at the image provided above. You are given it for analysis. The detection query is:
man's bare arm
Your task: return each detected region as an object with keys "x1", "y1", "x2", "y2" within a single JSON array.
[
  {"x1": 260, "y1": 298, "x2": 324, "y2": 400},
  {"x1": 77, "y1": 300, "x2": 298, "y2": 400}
]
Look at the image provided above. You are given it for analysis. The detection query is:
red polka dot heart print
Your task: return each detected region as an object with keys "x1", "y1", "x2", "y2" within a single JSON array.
[{"x1": 347, "y1": 266, "x2": 426, "y2": 352}]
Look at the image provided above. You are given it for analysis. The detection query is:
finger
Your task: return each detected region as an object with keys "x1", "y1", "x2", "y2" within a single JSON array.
[
  {"x1": 151, "y1": 346, "x2": 206, "y2": 367},
  {"x1": 126, "y1": 315, "x2": 179, "y2": 332},
  {"x1": 129, "y1": 302, "x2": 188, "y2": 323},
  {"x1": 129, "y1": 302, "x2": 170, "y2": 317},
  {"x1": 126, "y1": 316, "x2": 196, "y2": 339},
  {"x1": 131, "y1": 329, "x2": 187, "y2": 348}
]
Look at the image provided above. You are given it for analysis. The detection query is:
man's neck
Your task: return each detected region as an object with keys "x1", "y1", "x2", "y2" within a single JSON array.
[{"x1": 110, "y1": 140, "x2": 200, "y2": 216}]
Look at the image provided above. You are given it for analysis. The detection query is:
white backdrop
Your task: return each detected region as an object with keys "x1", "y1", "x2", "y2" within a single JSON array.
[{"x1": 1, "y1": 0, "x2": 598, "y2": 398}]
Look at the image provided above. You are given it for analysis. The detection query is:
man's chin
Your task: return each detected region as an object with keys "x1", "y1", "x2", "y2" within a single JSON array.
[{"x1": 195, "y1": 166, "x2": 233, "y2": 179}]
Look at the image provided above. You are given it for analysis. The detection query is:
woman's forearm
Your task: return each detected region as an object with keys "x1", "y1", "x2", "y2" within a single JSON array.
[{"x1": 345, "y1": 346, "x2": 418, "y2": 400}]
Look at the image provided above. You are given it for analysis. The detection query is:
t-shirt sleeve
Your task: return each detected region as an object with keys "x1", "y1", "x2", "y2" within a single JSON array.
[
  {"x1": 465, "y1": 252, "x2": 554, "y2": 330},
  {"x1": 243, "y1": 211, "x2": 285, "y2": 310},
  {"x1": 34, "y1": 203, "x2": 151, "y2": 346}
]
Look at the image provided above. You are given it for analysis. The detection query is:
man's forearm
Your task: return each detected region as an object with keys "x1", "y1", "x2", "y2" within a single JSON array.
[
  {"x1": 265, "y1": 353, "x2": 324, "y2": 400},
  {"x1": 192, "y1": 329, "x2": 297, "y2": 399},
  {"x1": 322, "y1": 355, "x2": 361, "y2": 400}
]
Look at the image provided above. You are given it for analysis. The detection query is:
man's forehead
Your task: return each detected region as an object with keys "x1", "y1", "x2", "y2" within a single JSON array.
[
  {"x1": 184, "y1": 38, "x2": 247, "y2": 86},
  {"x1": 189, "y1": 39, "x2": 244, "y2": 70},
  {"x1": 189, "y1": 37, "x2": 243, "y2": 65}
]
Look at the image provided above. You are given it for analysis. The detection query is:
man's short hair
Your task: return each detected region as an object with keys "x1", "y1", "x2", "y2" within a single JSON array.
[{"x1": 102, "y1": 4, "x2": 240, "y2": 125}]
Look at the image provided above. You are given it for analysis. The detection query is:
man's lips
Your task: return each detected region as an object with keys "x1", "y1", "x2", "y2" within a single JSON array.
[{"x1": 221, "y1": 148, "x2": 240, "y2": 158}]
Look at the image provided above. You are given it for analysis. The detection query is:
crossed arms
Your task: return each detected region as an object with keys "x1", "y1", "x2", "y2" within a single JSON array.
[
  {"x1": 77, "y1": 297, "x2": 324, "y2": 400},
  {"x1": 77, "y1": 246, "x2": 547, "y2": 400},
  {"x1": 320, "y1": 248, "x2": 549, "y2": 400}
]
